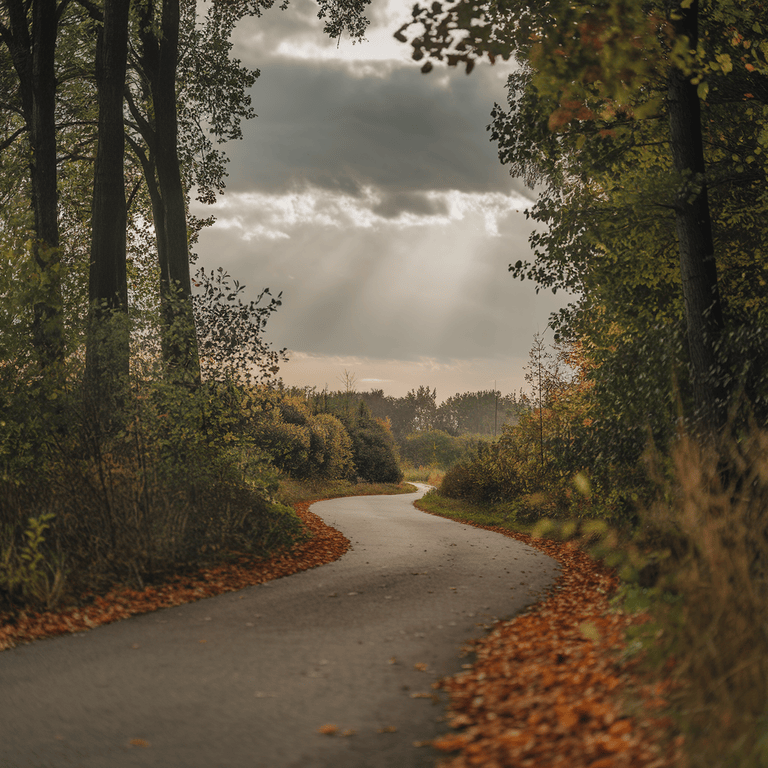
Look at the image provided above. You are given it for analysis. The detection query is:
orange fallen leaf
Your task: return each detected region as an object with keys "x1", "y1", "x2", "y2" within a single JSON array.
[
  {"x1": 129, "y1": 738, "x2": 149, "y2": 747},
  {"x1": 318, "y1": 724, "x2": 338, "y2": 735},
  {"x1": 0, "y1": 502, "x2": 351, "y2": 651},
  {"x1": 415, "y1": 502, "x2": 682, "y2": 768},
  {"x1": 433, "y1": 733, "x2": 471, "y2": 752}
]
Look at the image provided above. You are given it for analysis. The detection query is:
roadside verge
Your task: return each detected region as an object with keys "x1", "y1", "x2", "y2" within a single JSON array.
[{"x1": 414, "y1": 497, "x2": 682, "y2": 768}]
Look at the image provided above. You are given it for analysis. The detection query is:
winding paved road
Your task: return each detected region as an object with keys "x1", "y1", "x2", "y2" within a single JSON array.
[{"x1": 1, "y1": 484, "x2": 559, "y2": 768}]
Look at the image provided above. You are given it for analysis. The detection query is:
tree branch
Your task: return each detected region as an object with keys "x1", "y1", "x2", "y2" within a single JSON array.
[{"x1": 0, "y1": 124, "x2": 26, "y2": 152}]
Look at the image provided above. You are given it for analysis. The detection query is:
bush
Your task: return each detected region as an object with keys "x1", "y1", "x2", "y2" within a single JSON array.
[
  {"x1": 0, "y1": 369, "x2": 307, "y2": 609},
  {"x1": 346, "y1": 406, "x2": 402, "y2": 483},
  {"x1": 399, "y1": 429, "x2": 480, "y2": 469},
  {"x1": 306, "y1": 413, "x2": 355, "y2": 480},
  {"x1": 440, "y1": 438, "x2": 534, "y2": 505},
  {"x1": 251, "y1": 392, "x2": 356, "y2": 481}
]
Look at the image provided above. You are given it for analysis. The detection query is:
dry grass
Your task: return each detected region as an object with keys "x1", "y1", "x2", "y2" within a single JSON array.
[
  {"x1": 649, "y1": 430, "x2": 768, "y2": 767},
  {"x1": 401, "y1": 464, "x2": 446, "y2": 486}
]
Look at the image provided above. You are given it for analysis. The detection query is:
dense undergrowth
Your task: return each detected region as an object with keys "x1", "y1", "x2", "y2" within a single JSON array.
[
  {"x1": 0, "y1": 355, "x2": 404, "y2": 616},
  {"x1": 422, "y1": 424, "x2": 768, "y2": 768}
]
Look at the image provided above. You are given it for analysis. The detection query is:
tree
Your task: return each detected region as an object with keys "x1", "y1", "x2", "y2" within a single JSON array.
[
  {"x1": 126, "y1": 0, "x2": 201, "y2": 384},
  {"x1": 122, "y1": 0, "x2": 373, "y2": 383},
  {"x1": 523, "y1": 331, "x2": 572, "y2": 466},
  {"x1": 666, "y1": 0, "x2": 725, "y2": 431},
  {"x1": 0, "y1": 0, "x2": 66, "y2": 367},
  {"x1": 1, "y1": 0, "x2": 375, "y2": 399},
  {"x1": 343, "y1": 402, "x2": 402, "y2": 483},
  {"x1": 403, "y1": 385, "x2": 438, "y2": 433},
  {"x1": 437, "y1": 389, "x2": 523, "y2": 436},
  {"x1": 86, "y1": 0, "x2": 130, "y2": 398},
  {"x1": 398, "y1": 0, "x2": 768, "y2": 433}
]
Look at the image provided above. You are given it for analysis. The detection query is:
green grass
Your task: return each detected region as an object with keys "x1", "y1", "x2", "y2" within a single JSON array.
[
  {"x1": 415, "y1": 489, "x2": 528, "y2": 533},
  {"x1": 277, "y1": 477, "x2": 417, "y2": 506}
]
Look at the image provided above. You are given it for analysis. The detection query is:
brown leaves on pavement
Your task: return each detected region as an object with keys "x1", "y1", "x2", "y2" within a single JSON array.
[
  {"x1": 0, "y1": 501, "x2": 349, "y2": 650},
  {"x1": 428, "y1": 523, "x2": 682, "y2": 768},
  {"x1": 2, "y1": 496, "x2": 682, "y2": 768}
]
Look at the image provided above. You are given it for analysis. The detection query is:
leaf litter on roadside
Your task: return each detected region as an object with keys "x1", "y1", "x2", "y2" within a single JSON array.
[
  {"x1": 0, "y1": 501, "x2": 349, "y2": 650},
  {"x1": 425, "y1": 520, "x2": 682, "y2": 768},
  {"x1": 1, "y1": 497, "x2": 682, "y2": 768}
]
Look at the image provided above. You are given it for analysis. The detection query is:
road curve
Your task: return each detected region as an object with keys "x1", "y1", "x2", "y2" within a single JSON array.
[{"x1": 0, "y1": 484, "x2": 559, "y2": 768}]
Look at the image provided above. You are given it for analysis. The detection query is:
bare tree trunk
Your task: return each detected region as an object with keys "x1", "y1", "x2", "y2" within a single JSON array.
[
  {"x1": 1, "y1": 0, "x2": 65, "y2": 367},
  {"x1": 136, "y1": 0, "x2": 200, "y2": 386},
  {"x1": 667, "y1": 0, "x2": 726, "y2": 432},
  {"x1": 86, "y1": 0, "x2": 130, "y2": 401}
]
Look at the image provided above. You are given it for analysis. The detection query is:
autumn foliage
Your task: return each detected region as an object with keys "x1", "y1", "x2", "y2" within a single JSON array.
[
  {"x1": 416, "y1": 510, "x2": 681, "y2": 768},
  {"x1": 0, "y1": 500, "x2": 348, "y2": 651}
]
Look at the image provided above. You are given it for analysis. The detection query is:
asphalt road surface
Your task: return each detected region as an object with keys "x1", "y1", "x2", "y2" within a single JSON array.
[{"x1": 1, "y1": 484, "x2": 559, "y2": 768}]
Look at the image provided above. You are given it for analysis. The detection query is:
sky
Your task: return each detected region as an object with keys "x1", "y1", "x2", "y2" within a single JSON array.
[{"x1": 190, "y1": 0, "x2": 571, "y2": 401}]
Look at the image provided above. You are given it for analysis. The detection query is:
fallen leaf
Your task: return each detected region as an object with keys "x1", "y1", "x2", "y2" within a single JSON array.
[
  {"x1": 415, "y1": 506, "x2": 683, "y2": 768},
  {"x1": 0, "y1": 502, "x2": 351, "y2": 651},
  {"x1": 129, "y1": 738, "x2": 149, "y2": 747},
  {"x1": 318, "y1": 724, "x2": 338, "y2": 735}
]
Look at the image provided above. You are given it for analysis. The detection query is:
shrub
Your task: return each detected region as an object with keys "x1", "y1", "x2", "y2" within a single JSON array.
[
  {"x1": 0, "y1": 370, "x2": 307, "y2": 608},
  {"x1": 306, "y1": 413, "x2": 355, "y2": 481},
  {"x1": 346, "y1": 407, "x2": 402, "y2": 483},
  {"x1": 399, "y1": 429, "x2": 479, "y2": 469}
]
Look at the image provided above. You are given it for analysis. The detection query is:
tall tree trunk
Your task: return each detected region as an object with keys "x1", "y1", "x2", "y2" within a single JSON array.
[
  {"x1": 1, "y1": 0, "x2": 65, "y2": 367},
  {"x1": 136, "y1": 0, "x2": 201, "y2": 387},
  {"x1": 667, "y1": 0, "x2": 726, "y2": 433},
  {"x1": 86, "y1": 0, "x2": 130, "y2": 402}
]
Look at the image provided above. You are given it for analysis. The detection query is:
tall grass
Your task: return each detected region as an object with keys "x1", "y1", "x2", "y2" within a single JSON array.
[
  {"x1": 400, "y1": 464, "x2": 445, "y2": 486},
  {"x1": 647, "y1": 430, "x2": 768, "y2": 767}
]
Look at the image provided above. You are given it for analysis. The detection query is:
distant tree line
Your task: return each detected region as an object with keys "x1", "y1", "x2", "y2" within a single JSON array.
[{"x1": 299, "y1": 384, "x2": 528, "y2": 441}]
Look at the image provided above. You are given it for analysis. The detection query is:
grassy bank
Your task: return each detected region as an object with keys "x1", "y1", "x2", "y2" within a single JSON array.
[
  {"x1": 400, "y1": 464, "x2": 446, "y2": 486},
  {"x1": 416, "y1": 436, "x2": 768, "y2": 768},
  {"x1": 277, "y1": 477, "x2": 417, "y2": 506},
  {"x1": 415, "y1": 489, "x2": 524, "y2": 531}
]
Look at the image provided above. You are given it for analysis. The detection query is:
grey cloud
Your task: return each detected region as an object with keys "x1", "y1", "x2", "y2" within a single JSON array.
[
  {"x1": 191, "y1": 0, "x2": 571, "y2": 390},
  {"x1": 230, "y1": 0, "x2": 400, "y2": 67},
  {"x1": 370, "y1": 190, "x2": 448, "y2": 219},
  {"x1": 219, "y1": 59, "x2": 529, "y2": 203}
]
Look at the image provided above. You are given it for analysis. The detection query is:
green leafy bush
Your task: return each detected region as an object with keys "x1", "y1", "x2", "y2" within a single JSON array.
[
  {"x1": 0, "y1": 513, "x2": 65, "y2": 610},
  {"x1": 344, "y1": 404, "x2": 402, "y2": 483},
  {"x1": 399, "y1": 429, "x2": 480, "y2": 469},
  {"x1": 306, "y1": 413, "x2": 355, "y2": 481}
]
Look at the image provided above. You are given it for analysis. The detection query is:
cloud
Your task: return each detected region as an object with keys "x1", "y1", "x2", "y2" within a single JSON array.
[
  {"x1": 231, "y1": 0, "x2": 421, "y2": 68},
  {"x1": 193, "y1": 200, "x2": 568, "y2": 364},
  {"x1": 218, "y1": 58, "x2": 527, "y2": 202},
  {"x1": 194, "y1": 186, "x2": 531, "y2": 240},
  {"x1": 189, "y1": 0, "x2": 572, "y2": 398}
]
